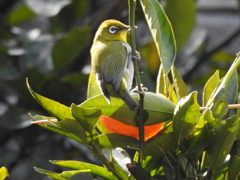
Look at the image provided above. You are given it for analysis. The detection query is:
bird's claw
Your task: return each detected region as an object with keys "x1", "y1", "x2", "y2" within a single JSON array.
[
  {"x1": 132, "y1": 51, "x2": 141, "y2": 61},
  {"x1": 131, "y1": 84, "x2": 148, "y2": 95}
]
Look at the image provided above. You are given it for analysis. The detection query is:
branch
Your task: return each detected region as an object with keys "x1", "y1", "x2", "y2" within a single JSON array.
[{"x1": 128, "y1": 0, "x2": 145, "y2": 163}]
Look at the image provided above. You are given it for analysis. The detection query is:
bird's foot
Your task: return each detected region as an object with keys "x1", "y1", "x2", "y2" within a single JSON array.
[
  {"x1": 132, "y1": 51, "x2": 141, "y2": 61},
  {"x1": 131, "y1": 84, "x2": 148, "y2": 95}
]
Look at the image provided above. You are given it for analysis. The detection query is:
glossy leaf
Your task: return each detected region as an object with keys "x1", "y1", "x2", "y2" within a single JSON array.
[
  {"x1": 87, "y1": 71, "x2": 102, "y2": 99},
  {"x1": 51, "y1": 160, "x2": 118, "y2": 180},
  {"x1": 173, "y1": 91, "x2": 200, "y2": 142},
  {"x1": 206, "y1": 115, "x2": 239, "y2": 171},
  {"x1": 81, "y1": 92, "x2": 175, "y2": 126},
  {"x1": 165, "y1": 0, "x2": 196, "y2": 49},
  {"x1": 224, "y1": 70, "x2": 238, "y2": 104},
  {"x1": 206, "y1": 53, "x2": 240, "y2": 107},
  {"x1": 52, "y1": 27, "x2": 90, "y2": 73},
  {"x1": 34, "y1": 167, "x2": 94, "y2": 180},
  {"x1": 60, "y1": 170, "x2": 94, "y2": 180},
  {"x1": 228, "y1": 140, "x2": 240, "y2": 180},
  {"x1": 34, "y1": 167, "x2": 67, "y2": 180},
  {"x1": 27, "y1": 79, "x2": 74, "y2": 120},
  {"x1": 140, "y1": 0, "x2": 176, "y2": 74},
  {"x1": 171, "y1": 67, "x2": 189, "y2": 100},
  {"x1": 98, "y1": 134, "x2": 139, "y2": 148},
  {"x1": 71, "y1": 104, "x2": 101, "y2": 133},
  {"x1": 144, "y1": 132, "x2": 174, "y2": 159},
  {"x1": 0, "y1": 167, "x2": 9, "y2": 180},
  {"x1": 203, "y1": 70, "x2": 221, "y2": 106},
  {"x1": 33, "y1": 115, "x2": 86, "y2": 144},
  {"x1": 184, "y1": 122, "x2": 215, "y2": 154}
]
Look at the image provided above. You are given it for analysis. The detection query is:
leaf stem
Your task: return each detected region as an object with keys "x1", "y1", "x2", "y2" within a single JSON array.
[{"x1": 128, "y1": 0, "x2": 145, "y2": 163}]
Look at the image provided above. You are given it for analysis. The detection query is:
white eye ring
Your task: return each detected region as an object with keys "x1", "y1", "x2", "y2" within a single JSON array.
[{"x1": 109, "y1": 26, "x2": 118, "y2": 34}]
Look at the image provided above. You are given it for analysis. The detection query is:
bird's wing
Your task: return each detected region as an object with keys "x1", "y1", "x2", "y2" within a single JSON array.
[{"x1": 101, "y1": 42, "x2": 131, "y2": 93}]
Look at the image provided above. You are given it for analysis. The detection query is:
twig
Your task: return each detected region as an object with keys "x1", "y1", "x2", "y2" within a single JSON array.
[{"x1": 128, "y1": 0, "x2": 145, "y2": 163}]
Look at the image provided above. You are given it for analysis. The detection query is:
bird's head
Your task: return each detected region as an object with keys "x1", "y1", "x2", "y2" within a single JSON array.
[{"x1": 94, "y1": 19, "x2": 130, "y2": 42}]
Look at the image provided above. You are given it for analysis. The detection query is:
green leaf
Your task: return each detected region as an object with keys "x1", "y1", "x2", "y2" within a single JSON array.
[
  {"x1": 156, "y1": 64, "x2": 165, "y2": 94},
  {"x1": 0, "y1": 167, "x2": 9, "y2": 180},
  {"x1": 26, "y1": 78, "x2": 74, "y2": 120},
  {"x1": 228, "y1": 140, "x2": 240, "y2": 180},
  {"x1": 98, "y1": 134, "x2": 139, "y2": 148},
  {"x1": 87, "y1": 71, "x2": 102, "y2": 99},
  {"x1": 184, "y1": 121, "x2": 215, "y2": 154},
  {"x1": 140, "y1": 0, "x2": 176, "y2": 74},
  {"x1": 34, "y1": 167, "x2": 94, "y2": 180},
  {"x1": 52, "y1": 27, "x2": 90, "y2": 73},
  {"x1": 206, "y1": 115, "x2": 239, "y2": 171},
  {"x1": 7, "y1": 3, "x2": 36, "y2": 25},
  {"x1": 224, "y1": 70, "x2": 238, "y2": 104},
  {"x1": 144, "y1": 133, "x2": 174, "y2": 168},
  {"x1": 171, "y1": 67, "x2": 189, "y2": 100},
  {"x1": 50, "y1": 160, "x2": 118, "y2": 180},
  {"x1": 173, "y1": 91, "x2": 200, "y2": 142},
  {"x1": 203, "y1": 70, "x2": 221, "y2": 106},
  {"x1": 60, "y1": 170, "x2": 94, "y2": 180},
  {"x1": 165, "y1": 0, "x2": 196, "y2": 49},
  {"x1": 206, "y1": 53, "x2": 240, "y2": 107},
  {"x1": 33, "y1": 115, "x2": 86, "y2": 144},
  {"x1": 71, "y1": 104, "x2": 101, "y2": 133},
  {"x1": 81, "y1": 92, "x2": 175, "y2": 126},
  {"x1": 34, "y1": 167, "x2": 67, "y2": 180}
]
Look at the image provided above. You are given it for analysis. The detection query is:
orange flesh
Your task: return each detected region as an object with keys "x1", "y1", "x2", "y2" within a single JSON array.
[{"x1": 100, "y1": 115, "x2": 164, "y2": 141}]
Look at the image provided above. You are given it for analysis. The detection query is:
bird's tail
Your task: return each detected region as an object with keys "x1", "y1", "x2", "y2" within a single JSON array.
[{"x1": 121, "y1": 90, "x2": 138, "y2": 111}]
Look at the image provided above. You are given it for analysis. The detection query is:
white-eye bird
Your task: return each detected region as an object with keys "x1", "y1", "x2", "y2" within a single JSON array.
[{"x1": 90, "y1": 19, "x2": 138, "y2": 111}]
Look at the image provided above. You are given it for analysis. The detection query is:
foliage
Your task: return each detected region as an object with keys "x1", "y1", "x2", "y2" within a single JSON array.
[
  {"x1": 1, "y1": 0, "x2": 240, "y2": 180},
  {"x1": 0, "y1": 167, "x2": 9, "y2": 180},
  {"x1": 25, "y1": 0, "x2": 240, "y2": 180}
]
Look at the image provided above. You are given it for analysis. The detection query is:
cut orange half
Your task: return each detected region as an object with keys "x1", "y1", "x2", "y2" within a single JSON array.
[{"x1": 100, "y1": 115, "x2": 164, "y2": 141}]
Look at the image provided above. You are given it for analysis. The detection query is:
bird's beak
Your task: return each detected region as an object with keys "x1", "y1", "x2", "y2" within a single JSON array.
[{"x1": 119, "y1": 26, "x2": 130, "y2": 31}]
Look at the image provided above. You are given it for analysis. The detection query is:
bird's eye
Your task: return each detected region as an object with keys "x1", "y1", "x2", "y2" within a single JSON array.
[{"x1": 109, "y1": 26, "x2": 118, "y2": 34}]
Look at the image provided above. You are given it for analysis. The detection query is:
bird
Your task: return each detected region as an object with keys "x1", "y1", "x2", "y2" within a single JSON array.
[{"x1": 90, "y1": 19, "x2": 138, "y2": 111}]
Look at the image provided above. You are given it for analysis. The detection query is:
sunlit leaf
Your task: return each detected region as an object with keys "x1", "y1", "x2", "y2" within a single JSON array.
[
  {"x1": 71, "y1": 104, "x2": 101, "y2": 133},
  {"x1": 60, "y1": 170, "x2": 94, "y2": 180},
  {"x1": 34, "y1": 167, "x2": 67, "y2": 180},
  {"x1": 184, "y1": 121, "x2": 215, "y2": 154},
  {"x1": 87, "y1": 71, "x2": 102, "y2": 99},
  {"x1": 165, "y1": 0, "x2": 196, "y2": 49},
  {"x1": 34, "y1": 167, "x2": 94, "y2": 180},
  {"x1": 206, "y1": 115, "x2": 239, "y2": 171},
  {"x1": 32, "y1": 115, "x2": 86, "y2": 144},
  {"x1": 171, "y1": 67, "x2": 188, "y2": 100},
  {"x1": 52, "y1": 27, "x2": 90, "y2": 73},
  {"x1": 140, "y1": 0, "x2": 176, "y2": 74},
  {"x1": 203, "y1": 70, "x2": 221, "y2": 106},
  {"x1": 206, "y1": 53, "x2": 240, "y2": 107},
  {"x1": 27, "y1": 78, "x2": 74, "y2": 120},
  {"x1": 173, "y1": 91, "x2": 200, "y2": 142},
  {"x1": 81, "y1": 92, "x2": 175, "y2": 126},
  {"x1": 50, "y1": 160, "x2": 118, "y2": 180},
  {"x1": 144, "y1": 132, "x2": 174, "y2": 160},
  {"x1": 98, "y1": 134, "x2": 139, "y2": 148},
  {"x1": 0, "y1": 167, "x2": 9, "y2": 180},
  {"x1": 228, "y1": 140, "x2": 240, "y2": 180}
]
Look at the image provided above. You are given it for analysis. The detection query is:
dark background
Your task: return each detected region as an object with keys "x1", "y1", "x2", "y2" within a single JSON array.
[{"x1": 0, "y1": 0, "x2": 239, "y2": 179}]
